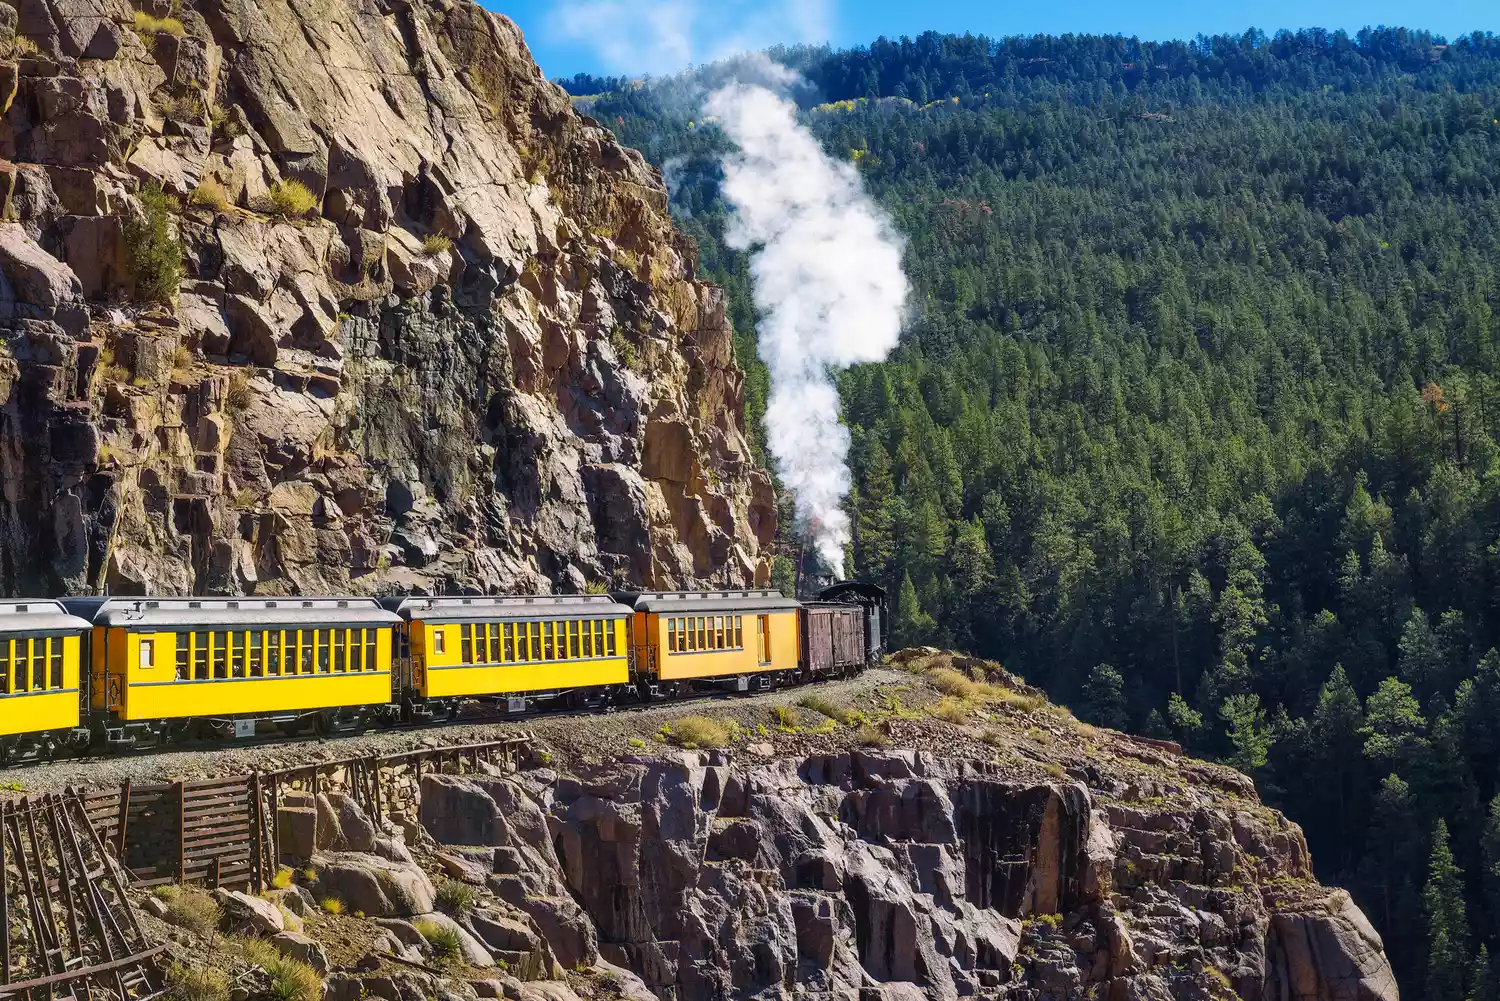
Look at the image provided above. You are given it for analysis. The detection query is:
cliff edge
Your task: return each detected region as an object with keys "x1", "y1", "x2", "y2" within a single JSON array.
[{"x1": 0, "y1": 0, "x2": 776, "y2": 595}]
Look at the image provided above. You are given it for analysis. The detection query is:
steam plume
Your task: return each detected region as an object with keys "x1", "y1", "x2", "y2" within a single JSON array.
[{"x1": 704, "y1": 82, "x2": 908, "y2": 578}]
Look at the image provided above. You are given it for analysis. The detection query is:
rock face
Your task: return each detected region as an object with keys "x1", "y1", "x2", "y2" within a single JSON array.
[
  {"x1": 415, "y1": 753, "x2": 1399, "y2": 1001},
  {"x1": 0, "y1": 0, "x2": 776, "y2": 596}
]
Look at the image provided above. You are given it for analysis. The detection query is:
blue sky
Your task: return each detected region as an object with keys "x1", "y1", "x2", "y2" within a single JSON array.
[{"x1": 494, "y1": 0, "x2": 1498, "y2": 80}]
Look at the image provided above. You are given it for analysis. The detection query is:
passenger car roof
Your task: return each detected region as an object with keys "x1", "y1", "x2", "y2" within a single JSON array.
[
  {"x1": 0, "y1": 600, "x2": 93, "y2": 635},
  {"x1": 61, "y1": 597, "x2": 400, "y2": 629},
  {"x1": 380, "y1": 594, "x2": 633, "y2": 621},
  {"x1": 610, "y1": 590, "x2": 802, "y2": 614}
]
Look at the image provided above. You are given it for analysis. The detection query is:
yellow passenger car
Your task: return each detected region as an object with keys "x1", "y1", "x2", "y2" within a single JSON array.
[
  {"x1": 383, "y1": 594, "x2": 634, "y2": 715},
  {"x1": 63, "y1": 597, "x2": 399, "y2": 746},
  {"x1": 0, "y1": 600, "x2": 91, "y2": 756},
  {"x1": 614, "y1": 590, "x2": 802, "y2": 693}
]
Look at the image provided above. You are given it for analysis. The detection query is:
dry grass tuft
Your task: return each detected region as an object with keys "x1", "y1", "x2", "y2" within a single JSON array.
[
  {"x1": 166, "y1": 963, "x2": 229, "y2": 1001},
  {"x1": 265, "y1": 179, "x2": 318, "y2": 218},
  {"x1": 189, "y1": 179, "x2": 231, "y2": 214},
  {"x1": 421, "y1": 234, "x2": 453, "y2": 256},
  {"x1": 930, "y1": 697, "x2": 973, "y2": 725},
  {"x1": 798, "y1": 693, "x2": 855, "y2": 726},
  {"x1": 154, "y1": 885, "x2": 222, "y2": 935},
  {"x1": 134, "y1": 11, "x2": 185, "y2": 35},
  {"x1": 669, "y1": 715, "x2": 731, "y2": 749}
]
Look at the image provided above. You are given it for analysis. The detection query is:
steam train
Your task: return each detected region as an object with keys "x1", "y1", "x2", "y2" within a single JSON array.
[{"x1": 0, "y1": 583, "x2": 886, "y2": 757}]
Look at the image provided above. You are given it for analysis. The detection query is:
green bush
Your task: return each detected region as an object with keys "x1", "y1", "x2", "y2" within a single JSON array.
[
  {"x1": 415, "y1": 918, "x2": 462, "y2": 964},
  {"x1": 436, "y1": 879, "x2": 475, "y2": 915},
  {"x1": 769, "y1": 705, "x2": 797, "y2": 728},
  {"x1": 265, "y1": 957, "x2": 321, "y2": 1001},
  {"x1": 134, "y1": 11, "x2": 184, "y2": 35},
  {"x1": 266, "y1": 179, "x2": 318, "y2": 218},
  {"x1": 123, "y1": 184, "x2": 182, "y2": 304},
  {"x1": 421, "y1": 234, "x2": 453, "y2": 256}
]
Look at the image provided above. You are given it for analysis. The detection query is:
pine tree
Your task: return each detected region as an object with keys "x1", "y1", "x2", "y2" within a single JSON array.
[
  {"x1": 1426, "y1": 819, "x2": 1469, "y2": 1001},
  {"x1": 1471, "y1": 943, "x2": 1498, "y2": 1001},
  {"x1": 1483, "y1": 797, "x2": 1500, "y2": 945},
  {"x1": 1083, "y1": 663, "x2": 1128, "y2": 731}
]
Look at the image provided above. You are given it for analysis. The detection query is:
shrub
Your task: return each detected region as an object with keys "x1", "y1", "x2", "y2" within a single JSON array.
[
  {"x1": 670, "y1": 715, "x2": 730, "y2": 749},
  {"x1": 798, "y1": 694, "x2": 854, "y2": 726},
  {"x1": 769, "y1": 705, "x2": 797, "y2": 728},
  {"x1": 10, "y1": 37, "x2": 39, "y2": 57},
  {"x1": 318, "y1": 896, "x2": 343, "y2": 915},
  {"x1": 157, "y1": 886, "x2": 222, "y2": 935},
  {"x1": 233, "y1": 935, "x2": 281, "y2": 969},
  {"x1": 134, "y1": 11, "x2": 185, "y2": 35},
  {"x1": 930, "y1": 668, "x2": 979, "y2": 700},
  {"x1": 189, "y1": 179, "x2": 231, "y2": 214},
  {"x1": 123, "y1": 183, "x2": 182, "y2": 304},
  {"x1": 930, "y1": 697, "x2": 971, "y2": 725},
  {"x1": 435, "y1": 879, "x2": 475, "y2": 915},
  {"x1": 415, "y1": 919, "x2": 461, "y2": 963},
  {"x1": 225, "y1": 370, "x2": 254, "y2": 412},
  {"x1": 166, "y1": 963, "x2": 229, "y2": 1001},
  {"x1": 266, "y1": 179, "x2": 318, "y2": 218},
  {"x1": 627, "y1": 737, "x2": 646, "y2": 749},
  {"x1": 1044, "y1": 762, "x2": 1068, "y2": 781},
  {"x1": 266, "y1": 957, "x2": 321, "y2": 1001},
  {"x1": 158, "y1": 92, "x2": 202, "y2": 122},
  {"x1": 420, "y1": 234, "x2": 453, "y2": 256},
  {"x1": 172, "y1": 342, "x2": 193, "y2": 370},
  {"x1": 856, "y1": 723, "x2": 889, "y2": 747}
]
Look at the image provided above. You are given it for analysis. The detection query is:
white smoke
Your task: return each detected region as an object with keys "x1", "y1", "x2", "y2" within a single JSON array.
[{"x1": 704, "y1": 81, "x2": 908, "y2": 578}]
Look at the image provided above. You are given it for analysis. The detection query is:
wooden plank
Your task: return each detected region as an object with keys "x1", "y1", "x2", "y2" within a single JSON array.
[
  {"x1": 0, "y1": 943, "x2": 167, "y2": 994},
  {"x1": 1, "y1": 803, "x2": 8, "y2": 984},
  {"x1": 182, "y1": 776, "x2": 251, "y2": 793}
]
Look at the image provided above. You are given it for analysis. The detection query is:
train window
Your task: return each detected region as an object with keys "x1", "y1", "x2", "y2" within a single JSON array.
[
  {"x1": 139, "y1": 638, "x2": 154, "y2": 669},
  {"x1": 735, "y1": 616, "x2": 743, "y2": 649},
  {"x1": 697, "y1": 617, "x2": 706, "y2": 651},
  {"x1": 606, "y1": 620, "x2": 617, "y2": 656},
  {"x1": 299, "y1": 631, "x2": 313, "y2": 674},
  {"x1": 317, "y1": 630, "x2": 331, "y2": 672},
  {"x1": 10, "y1": 639, "x2": 25, "y2": 692},
  {"x1": 593, "y1": 620, "x2": 603, "y2": 656},
  {"x1": 29, "y1": 639, "x2": 42, "y2": 690},
  {"x1": 719, "y1": 617, "x2": 727, "y2": 649},
  {"x1": 514, "y1": 623, "x2": 528, "y2": 663},
  {"x1": 332, "y1": 629, "x2": 345, "y2": 672},
  {"x1": 499, "y1": 623, "x2": 511, "y2": 662},
  {"x1": 528, "y1": 622, "x2": 540, "y2": 661},
  {"x1": 461, "y1": 626, "x2": 472, "y2": 664},
  {"x1": 194, "y1": 632, "x2": 210, "y2": 680},
  {"x1": 542, "y1": 622, "x2": 554, "y2": 662},
  {"x1": 176, "y1": 632, "x2": 189, "y2": 679},
  {"x1": 211, "y1": 633, "x2": 226, "y2": 679},
  {"x1": 365, "y1": 629, "x2": 378, "y2": 671},
  {"x1": 231, "y1": 633, "x2": 246, "y2": 678},
  {"x1": 667, "y1": 618, "x2": 677, "y2": 653},
  {"x1": 482, "y1": 624, "x2": 494, "y2": 663},
  {"x1": 565, "y1": 620, "x2": 576, "y2": 659},
  {"x1": 0, "y1": 639, "x2": 10, "y2": 693},
  {"x1": 267, "y1": 632, "x2": 281, "y2": 676},
  {"x1": 49, "y1": 638, "x2": 61, "y2": 689},
  {"x1": 432, "y1": 628, "x2": 446, "y2": 656},
  {"x1": 249, "y1": 631, "x2": 263, "y2": 677}
]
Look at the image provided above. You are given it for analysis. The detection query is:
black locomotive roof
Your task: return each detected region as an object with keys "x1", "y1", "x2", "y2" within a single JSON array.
[
  {"x1": 62, "y1": 596, "x2": 400, "y2": 629},
  {"x1": 611, "y1": 590, "x2": 802, "y2": 614},
  {"x1": 0, "y1": 600, "x2": 93, "y2": 635},
  {"x1": 817, "y1": 581, "x2": 888, "y2": 602},
  {"x1": 380, "y1": 594, "x2": 633, "y2": 622}
]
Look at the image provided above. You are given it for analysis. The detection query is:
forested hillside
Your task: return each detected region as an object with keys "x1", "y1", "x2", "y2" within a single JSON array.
[{"x1": 561, "y1": 27, "x2": 1500, "y2": 996}]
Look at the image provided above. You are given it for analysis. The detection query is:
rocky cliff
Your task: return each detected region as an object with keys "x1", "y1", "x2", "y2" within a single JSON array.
[{"x1": 0, "y1": 0, "x2": 776, "y2": 596}]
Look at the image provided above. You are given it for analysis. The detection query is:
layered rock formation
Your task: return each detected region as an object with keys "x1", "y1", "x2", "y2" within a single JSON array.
[
  {"x1": 0, "y1": 0, "x2": 776, "y2": 596},
  {"x1": 410, "y1": 752, "x2": 1398, "y2": 1001}
]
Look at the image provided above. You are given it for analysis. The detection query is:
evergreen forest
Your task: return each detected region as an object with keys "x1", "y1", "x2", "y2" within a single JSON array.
[{"x1": 560, "y1": 27, "x2": 1500, "y2": 996}]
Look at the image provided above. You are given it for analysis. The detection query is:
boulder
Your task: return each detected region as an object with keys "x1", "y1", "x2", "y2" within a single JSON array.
[
  {"x1": 214, "y1": 888, "x2": 285, "y2": 934},
  {"x1": 277, "y1": 805, "x2": 317, "y2": 861},
  {"x1": 515, "y1": 896, "x2": 597, "y2": 970},
  {"x1": 1270, "y1": 892, "x2": 1398, "y2": 1001},
  {"x1": 313, "y1": 852, "x2": 435, "y2": 917},
  {"x1": 272, "y1": 931, "x2": 330, "y2": 973}
]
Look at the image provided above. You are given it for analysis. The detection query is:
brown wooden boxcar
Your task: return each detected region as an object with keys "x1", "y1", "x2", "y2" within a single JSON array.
[{"x1": 799, "y1": 602, "x2": 865, "y2": 675}]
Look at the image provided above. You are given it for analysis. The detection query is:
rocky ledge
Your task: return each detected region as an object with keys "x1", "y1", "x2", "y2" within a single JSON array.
[
  {"x1": 408, "y1": 750, "x2": 1396, "y2": 1001},
  {"x1": 0, "y1": 0, "x2": 775, "y2": 596}
]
